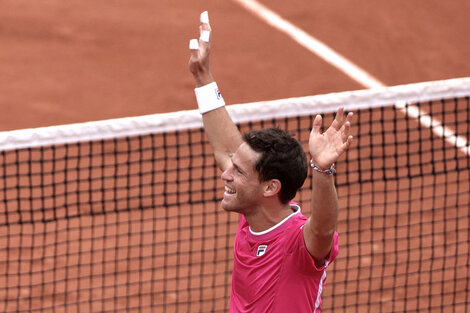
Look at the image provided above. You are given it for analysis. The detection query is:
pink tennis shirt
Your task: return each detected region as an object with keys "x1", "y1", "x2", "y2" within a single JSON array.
[{"x1": 230, "y1": 204, "x2": 339, "y2": 313}]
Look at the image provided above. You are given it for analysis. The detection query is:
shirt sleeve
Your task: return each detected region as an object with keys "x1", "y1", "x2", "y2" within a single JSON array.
[{"x1": 293, "y1": 228, "x2": 339, "y2": 272}]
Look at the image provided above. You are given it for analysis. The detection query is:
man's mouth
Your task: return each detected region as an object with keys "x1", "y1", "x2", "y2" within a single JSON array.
[{"x1": 224, "y1": 186, "x2": 236, "y2": 195}]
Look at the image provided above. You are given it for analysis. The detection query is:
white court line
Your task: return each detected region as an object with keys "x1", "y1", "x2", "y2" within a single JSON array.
[
  {"x1": 232, "y1": 0, "x2": 383, "y2": 89},
  {"x1": 231, "y1": 0, "x2": 470, "y2": 156}
]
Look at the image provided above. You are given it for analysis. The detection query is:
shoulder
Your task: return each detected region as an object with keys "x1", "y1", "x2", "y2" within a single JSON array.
[{"x1": 288, "y1": 203, "x2": 308, "y2": 228}]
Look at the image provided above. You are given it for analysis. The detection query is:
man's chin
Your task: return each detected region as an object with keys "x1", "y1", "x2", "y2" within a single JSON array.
[
  {"x1": 221, "y1": 201, "x2": 230, "y2": 211},
  {"x1": 221, "y1": 200, "x2": 236, "y2": 212}
]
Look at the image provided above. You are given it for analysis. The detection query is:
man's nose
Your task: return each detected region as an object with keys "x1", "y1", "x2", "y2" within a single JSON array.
[{"x1": 221, "y1": 167, "x2": 232, "y2": 181}]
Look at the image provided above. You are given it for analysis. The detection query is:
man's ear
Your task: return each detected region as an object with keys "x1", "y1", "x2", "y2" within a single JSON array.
[{"x1": 263, "y1": 179, "x2": 282, "y2": 198}]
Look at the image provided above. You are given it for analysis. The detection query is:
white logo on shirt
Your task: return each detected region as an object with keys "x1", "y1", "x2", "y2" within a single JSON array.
[{"x1": 256, "y1": 245, "x2": 268, "y2": 257}]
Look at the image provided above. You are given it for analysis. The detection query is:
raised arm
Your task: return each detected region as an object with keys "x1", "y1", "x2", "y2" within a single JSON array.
[
  {"x1": 303, "y1": 108, "x2": 354, "y2": 266},
  {"x1": 188, "y1": 11, "x2": 243, "y2": 172}
]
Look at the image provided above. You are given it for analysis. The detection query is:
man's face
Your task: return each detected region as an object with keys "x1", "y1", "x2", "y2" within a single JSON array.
[{"x1": 220, "y1": 142, "x2": 264, "y2": 214}]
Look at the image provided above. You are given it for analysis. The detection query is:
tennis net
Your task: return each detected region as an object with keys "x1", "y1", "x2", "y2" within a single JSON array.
[{"x1": 0, "y1": 77, "x2": 469, "y2": 312}]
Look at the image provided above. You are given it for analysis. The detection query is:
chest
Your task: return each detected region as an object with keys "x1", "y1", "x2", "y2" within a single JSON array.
[{"x1": 233, "y1": 227, "x2": 299, "y2": 278}]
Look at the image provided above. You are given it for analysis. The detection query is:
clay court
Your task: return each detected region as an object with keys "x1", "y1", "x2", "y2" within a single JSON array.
[
  {"x1": 0, "y1": 0, "x2": 469, "y2": 312},
  {"x1": 1, "y1": 0, "x2": 470, "y2": 130}
]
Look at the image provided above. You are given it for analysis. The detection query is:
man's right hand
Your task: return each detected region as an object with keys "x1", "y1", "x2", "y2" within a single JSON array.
[{"x1": 189, "y1": 11, "x2": 214, "y2": 87}]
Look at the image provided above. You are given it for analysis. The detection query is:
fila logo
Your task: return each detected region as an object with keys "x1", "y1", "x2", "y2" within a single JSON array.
[
  {"x1": 256, "y1": 245, "x2": 268, "y2": 257},
  {"x1": 215, "y1": 89, "x2": 222, "y2": 100}
]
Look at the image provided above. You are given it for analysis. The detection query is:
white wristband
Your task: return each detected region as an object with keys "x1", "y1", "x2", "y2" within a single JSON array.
[{"x1": 194, "y1": 82, "x2": 226, "y2": 114}]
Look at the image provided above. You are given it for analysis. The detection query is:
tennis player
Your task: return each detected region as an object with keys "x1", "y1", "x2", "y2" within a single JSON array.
[{"x1": 189, "y1": 11, "x2": 353, "y2": 313}]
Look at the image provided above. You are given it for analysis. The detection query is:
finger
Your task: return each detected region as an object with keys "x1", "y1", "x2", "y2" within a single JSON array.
[
  {"x1": 200, "y1": 29, "x2": 211, "y2": 43},
  {"x1": 341, "y1": 112, "x2": 354, "y2": 140},
  {"x1": 330, "y1": 107, "x2": 345, "y2": 131},
  {"x1": 345, "y1": 111, "x2": 353, "y2": 125},
  {"x1": 189, "y1": 38, "x2": 199, "y2": 51},
  {"x1": 311, "y1": 114, "x2": 323, "y2": 136},
  {"x1": 341, "y1": 121, "x2": 351, "y2": 142},
  {"x1": 341, "y1": 113, "x2": 354, "y2": 147},
  {"x1": 336, "y1": 107, "x2": 345, "y2": 120},
  {"x1": 342, "y1": 135, "x2": 354, "y2": 152},
  {"x1": 189, "y1": 39, "x2": 200, "y2": 60},
  {"x1": 200, "y1": 11, "x2": 209, "y2": 25},
  {"x1": 199, "y1": 11, "x2": 211, "y2": 42}
]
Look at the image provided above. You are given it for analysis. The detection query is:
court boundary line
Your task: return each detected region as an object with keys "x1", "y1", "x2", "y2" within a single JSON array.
[
  {"x1": 231, "y1": 0, "x2": 384, "y2": 88},
  {"x1": 231, "y1": 0, "x2": 470, "y2": 156}
]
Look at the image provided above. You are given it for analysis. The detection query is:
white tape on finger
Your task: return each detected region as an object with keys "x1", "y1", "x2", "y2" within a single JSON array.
[
  {"x1": 200, "y1": 11, "x2": 209, "y2": 24},
  {"x1": 189, "y1": 39, "x2": 199, "y2": 50},
  {"x1": 200, "y1": 30, "x2": 210, "y2": 43}
]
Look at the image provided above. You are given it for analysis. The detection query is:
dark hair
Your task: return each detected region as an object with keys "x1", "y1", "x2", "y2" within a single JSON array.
[{"x1": 242, "y1": 128, "x2": 308, "y2": 204}]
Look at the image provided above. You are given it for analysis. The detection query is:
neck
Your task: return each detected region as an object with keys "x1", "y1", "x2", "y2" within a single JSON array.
[{"x1": 245, "y1": 202, "x2": 295, "y2": 233}]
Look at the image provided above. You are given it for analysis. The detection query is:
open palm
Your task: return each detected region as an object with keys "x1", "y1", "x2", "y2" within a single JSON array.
[{"x1": 309, "y1": 107, "x2": 354, "y2": 170}]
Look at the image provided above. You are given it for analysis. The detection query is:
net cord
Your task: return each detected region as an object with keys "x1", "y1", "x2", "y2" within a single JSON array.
[{"x1": 0, "y1": 77, "x2": 469, "y2": 151}]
